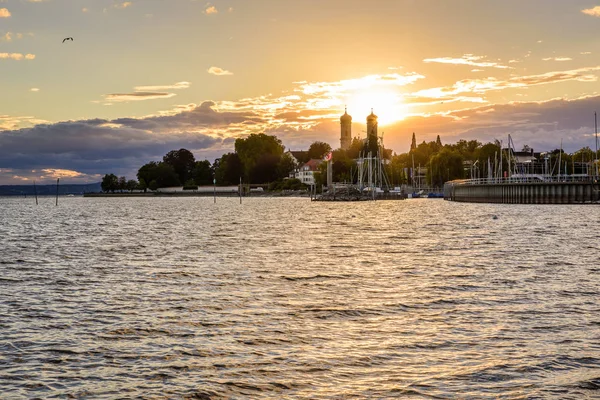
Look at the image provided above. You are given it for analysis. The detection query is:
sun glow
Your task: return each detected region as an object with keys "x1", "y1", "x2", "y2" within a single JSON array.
[{"x1": 344, "y1": 89, "x2": 408, "y2": 126}]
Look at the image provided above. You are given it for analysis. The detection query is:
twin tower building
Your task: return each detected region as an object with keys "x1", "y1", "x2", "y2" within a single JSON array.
[{"x1": 339, "y1": 108, "x2": 379, "y2": 151}]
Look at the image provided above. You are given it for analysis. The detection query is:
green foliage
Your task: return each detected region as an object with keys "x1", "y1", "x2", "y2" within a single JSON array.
[
  {"x1": 268, "y1": 178, "x2": 307, "y2": 191},
  {"x1": 213, "y1": 152, "x2": 243, "y2": 185},
  {"x1": 427, "y1": 148, "x2": 465, "y2": 187},
  {"x1": 163, "y1": 149, "x2": 196, "y2": 184},
  {"x1": 101, "y1": 173, "x2": 118, "y2": 193},
  {"x1": 277, "y1": 152, "x2": 297, "y2": 178},
  {"x1": 137, "y1": 162, "x2": 159, "y2": 188},
  {"x1": 126, "y1": 179, "x2": 138, "y2": 192},
  {"x1": 346, "y1": 137, "x2": 364, "y2": 159},
  {"x1": 235, "y1": 133, "x2": 285, "y2": 182},
  {"x1": 307, "y1": 141, "x2": 332, "y2": 160},
  {"x1": 154, "y1": 163, "x2": 180, "y2": 188},
  {"x1": 183, "y1": 179, "x2": 198, "y2": 190},
  {"x1": 149, "y1": 180, "x2": 158, "y2": 191},
  {"x1": 118, "y1": 176, "x2": 127, "y2": 192},
  {"x1": 137, "y1": 178, "x2": 147, "y2": 192},
  {"x1": 192, "y1": 160, "x2": 213, "y2": 185},
  {"x1": 138, "y1": 161, "x2": 180, "y2": 188}
]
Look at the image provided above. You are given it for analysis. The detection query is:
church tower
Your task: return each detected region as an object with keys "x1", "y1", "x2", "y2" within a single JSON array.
[
  {"x1": 366, "y1": 109, "x2": 379, "y2": 154},
  {"x1": 340, "y1": 107, "x2": 352, "y2": 150}
]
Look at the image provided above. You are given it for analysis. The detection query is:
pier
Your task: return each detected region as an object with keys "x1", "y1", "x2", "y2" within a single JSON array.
[{"x1": 444, "y1": 177, "x2": 600, "y2": 204}]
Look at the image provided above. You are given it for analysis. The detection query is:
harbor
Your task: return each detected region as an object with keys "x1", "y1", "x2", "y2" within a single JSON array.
[{"x1": 444, "y1": 176, "x2": 600, "y2": 204}]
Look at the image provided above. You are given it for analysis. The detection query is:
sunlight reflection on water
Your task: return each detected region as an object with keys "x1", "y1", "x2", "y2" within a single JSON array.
[{"x1": 0, "y1": 197, "x2": 599, "y2": 398}]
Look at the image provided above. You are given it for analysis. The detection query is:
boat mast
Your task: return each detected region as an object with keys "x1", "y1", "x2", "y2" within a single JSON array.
[{"x1": 594, "y1": 111, "x2": 598, "y2": 176}]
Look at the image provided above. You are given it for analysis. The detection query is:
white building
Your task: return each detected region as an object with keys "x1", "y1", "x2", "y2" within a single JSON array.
[{"x1": 296, "y1": 159, "x2": 322, "y2": 185}]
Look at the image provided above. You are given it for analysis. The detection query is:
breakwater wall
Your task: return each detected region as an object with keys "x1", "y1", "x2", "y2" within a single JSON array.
[{"x1": 444, "y1": 178, "x2": 600, "y2": 204}]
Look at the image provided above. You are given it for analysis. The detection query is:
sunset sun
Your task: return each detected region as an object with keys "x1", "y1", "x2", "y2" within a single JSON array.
[{"x1": 344, "y1": 89, "x2": 408, "y2": 126}]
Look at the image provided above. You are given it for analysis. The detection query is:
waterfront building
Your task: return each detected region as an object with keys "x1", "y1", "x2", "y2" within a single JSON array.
[{"x1": 296, "y1": 159, "x2": 322, "y2": 185}]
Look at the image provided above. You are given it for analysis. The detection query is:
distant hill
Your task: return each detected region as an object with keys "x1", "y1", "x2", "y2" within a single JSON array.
[{"x1": 0, "y1": 182, "x2": 102, "y2": 196}]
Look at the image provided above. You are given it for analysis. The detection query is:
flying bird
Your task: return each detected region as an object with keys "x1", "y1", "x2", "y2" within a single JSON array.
[{"x1": 62, "y1": 37, "x2": 73, "y2": 43}]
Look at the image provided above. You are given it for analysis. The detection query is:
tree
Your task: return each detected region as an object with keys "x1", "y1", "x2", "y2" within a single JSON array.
[
  {"x1": 126, "y1": 179, "x2": 138, "y2": 192},
  {"x1": 138, "y1": 178, "x2": 148, "y2": 192},
  {"x1": 118, "y1": 176, "x2": 127, "y2": 192},
  {"x1": 213, "y1": 153, "x2": 243, "y2": 185},
  {"x1": 154, "y1": 162, "x2": 180, "y2": 188},
  {"x1": 307, "y1": 141, "x2": 332, "y2": 160},
  {"x1": 277, "y1": 152, "x2": 297, "y2": 179},
  {"x1": 427, "y1": 148, "x2": 465, "y2": 187},
  {"x1": 137, "y1": 162, "x2": 160, "y2": 192},
  {"x1": 163, "y1": 149, "x2": 196, "y2": 184},
  {"x1": 192, "y1": 160, "x2": 213, "y2": 185},
  {"x1": 346, "y1": 137, "x2": 364, "y2": 159},
  {"x1": 410, "y1": 132, "x2": 417, "y2": 152},
  {"x1": 235, "y1": 133, "x2": 285, "y2": 182},
  {"x1": 101, "y1": 174, "x2": 119, "y2": 193},
  {"x1": 252, "y1": 154, "x2": 281, "y2": 183},
  {"x1": 136, "y1": 161, "x2": 181, "y2": 189},
  {"x1": 435, "y1": 135, "x2": 442, "y2": 151}
]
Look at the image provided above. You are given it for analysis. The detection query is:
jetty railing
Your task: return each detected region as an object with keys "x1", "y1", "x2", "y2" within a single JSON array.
[
  {"x1": 444, "y1": 175, "x2": 600, "y2": 204},
  {"x1": 451, "y1": 175, "x2": 599, "y2": 186}
]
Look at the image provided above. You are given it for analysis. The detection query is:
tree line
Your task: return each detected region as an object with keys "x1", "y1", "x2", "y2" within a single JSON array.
[
  {"x1": 101, "y1": 134, "x2": 336, "y2": 192},
  {"x1": 101, "y1": 131, "x2": 600, "y2": 192}
]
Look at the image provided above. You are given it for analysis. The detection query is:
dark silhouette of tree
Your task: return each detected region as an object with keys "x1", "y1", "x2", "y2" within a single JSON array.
[
  {"x1": 137, "y1": 161, "x2": 180, "y2": 189},
  {"x1": 126, "y1": 179, "x2": 138, "y2": 192},
  {"x1": 277, "y1": 152, "x2": 297, "y2": 178},
  {"x1": 252, "y1": 154, "x2": 281, "y2": 183},
  {"x1": 101, "y1": 174, "x2": 119, "y2": 193},
  {"x1": 213, "y1": 153, "x2": 243, "y2": 185},
  {"x1": 436, "y1": 135, "x2": 442, "y2": 150},
  {"x1": 346, "y1": 137, "x2": 364, "y2": 159},
  {"x1": 137, "y1": 162, "x2": 160, "y2": 192},
  {"x1": 118, "y1": 176, "x2": 127, "y2": 192},
  {"x1": 235, "y1": 133, "x2": 284, "y2": 183},
  {"x1": 163, "y1": 149, "x2": 196, "y2": 184},
  {"x1": 307, "y1": 141, "x2": 332, "y2": 160},
  {"x1": 154, "y1": 163, "x2": 180, "y2": 188},
  {"x1": 192, "y1": 160, "x2": 213, "y2": 185}
]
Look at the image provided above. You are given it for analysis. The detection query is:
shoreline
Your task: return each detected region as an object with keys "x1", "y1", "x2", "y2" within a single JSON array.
[{"x1": 83, "y1": 191, "x2": 311, "y2": 198}]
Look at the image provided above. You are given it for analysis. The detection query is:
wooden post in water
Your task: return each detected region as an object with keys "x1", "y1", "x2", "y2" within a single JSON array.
[
  {"x1": 213, "y1": 178, "x2": 216, "y2": 204},
  {"x1": 55, "y1": 178, "x2": 59, "y2": 206},
  {"x1": 34, "y1": 180, "x2": 38, "y2": 205},
  {"x1": 239, "y1": 177, "x2": 242, "y2": 204}
]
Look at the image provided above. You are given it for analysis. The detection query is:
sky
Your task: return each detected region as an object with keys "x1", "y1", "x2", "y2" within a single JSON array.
[{"x1": 2, "y1": 0, "x2": 600, "y2": 184}]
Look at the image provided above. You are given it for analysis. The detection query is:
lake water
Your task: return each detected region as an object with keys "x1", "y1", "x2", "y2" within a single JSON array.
[{"x1": 0, "y1": 197, "x2": 599, "y2": 399}]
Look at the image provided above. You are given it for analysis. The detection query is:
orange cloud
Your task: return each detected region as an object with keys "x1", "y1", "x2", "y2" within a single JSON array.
[
  {"x1": 0, "y1": 53, "x2": 35, "y2": 60},
  {"x1": 0, "y1": 8, "x2": 11, "y2": 18},
  {"x1": 208, "y1": 66, "x2": 233, "y2": 76},
  {"x1": 582, "y1": 6, "x2": 600, "y2": 17},
  {"x1": 424, "y1": 54, "x2": 512, "y2": 69}
]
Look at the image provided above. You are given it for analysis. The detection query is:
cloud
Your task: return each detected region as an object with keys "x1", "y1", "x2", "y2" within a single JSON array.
[
  {"x1": 423, "y1": 54, "x2": 512, "y2": 69},
  {"x1": 134, "y1": 81, "x2": 191, "y2": 91},
  {"x1": 30, "y1": 88, "x2": 40, "y2": 92},
  {"x1": 411, "y1": 66, "x2": 600, "y2": 100},
  {"x1": 100, "y1": 81, "x2": 190, "y2": 104},
  {"x1": 113, "y1": 2, "x2": 132, "y2": 9},
  {"x1": 204, "y1": 4, "x2": 218, "y2": 15},
  {"x1": 0, "y1": 102, "x2": 265, "y2": 183},
  {"x1": 542, "y1": 57, "x2": 572, "y2": 62},
  {"x1": 0, "y1": 8, "x2": 10, "y2": 18},
  {"x1": 0, "y1": 53, "x2": 35, "y2": 60},
  {"x1": 208, "y1": 66, "x2": 233, "y2": 76},
  {"x1": 582, "y1": 6, "x2": 600, "y2": 17},
  {"x1": 104, "y1": 92, "x2": 177, "y2": 102}
]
